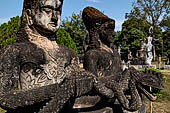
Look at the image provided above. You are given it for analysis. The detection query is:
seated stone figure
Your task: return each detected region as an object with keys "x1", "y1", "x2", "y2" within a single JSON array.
[
  {"x1": 0, "y1": 0, "x2": 79, "y2": 93},
  {"x1": 0, "y1": 0, "x2": 115, "y2": 112},
  {"x1": 83, "y1": 6, "x2": 123, "y2": 88},
  {"x1": 82, "y1": 7, "x2": 144, "y2": 113}
]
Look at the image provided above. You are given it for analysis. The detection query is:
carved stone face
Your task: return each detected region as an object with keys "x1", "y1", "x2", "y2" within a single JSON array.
[
  {"x1": 33, "y1": 0, "x2": 62, "y2": 34},
  {"x1": 100, "y1": 22, "x2": 115, "y2": 46}
]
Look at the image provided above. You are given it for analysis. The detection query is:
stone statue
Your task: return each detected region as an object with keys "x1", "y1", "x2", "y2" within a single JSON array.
[
  {"x1": 82, "y1": 7, "x2": 147, "y2": 113},
  {"x1": 137, "y1": 41, "x2": 146, "y2": 58},
  {"x1": 135, "y1": 41, "x2": 146, "y2": 65},
  {"x1": 145, "y1": 30, "x2": 153, "y2": 65},
  {"x1": 0, "y1": 67, "x2": 164, "y2": 113},
  {"x1": 0, "y1": 2, "x2": 164, "y2": 113},
  {"x1": 0, "y1": 0, "x2": 116, "y2": 112},
  {"x1": 128, "y1": 50, "x2": 133, "y2": 65},
  {"x1": 82, "y1": 6, "x2": 123, "y2": 78},
  {"x1": 0, "y1": 0, "x2": 80, "y2": 93}
]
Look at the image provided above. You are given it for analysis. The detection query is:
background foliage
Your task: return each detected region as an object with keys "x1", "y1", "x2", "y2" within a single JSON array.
[
  {"x1": 61, "y1": 12, "x2": 87, "y2": 54},
  {"x1": 56, "y1": 28, "x2": 78, "y2": 54},
  {"x1": 0, "y1": 16, "x2": 20, "y2": 49},
  {"x1": 114, "y1": 18, "x2": 162, "y2": 62}
]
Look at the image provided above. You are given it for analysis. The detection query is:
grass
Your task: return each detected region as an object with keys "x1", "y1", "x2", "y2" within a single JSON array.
[
  {"x1": 145, "y1": 70, "x2": 170, "y2": 113},
  {"x1": 157, "y1": 70, "x2": 170, "y2": 102},
  {"x1": 0, "y1": 108, "x2": 6, "y2": 113}
]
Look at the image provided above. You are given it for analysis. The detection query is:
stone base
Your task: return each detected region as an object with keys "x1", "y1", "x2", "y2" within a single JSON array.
[
  {"x1": 164, "y1": 65, "x2": 170, "y2": 69},
  {"x1": 71, "y1": 96, "x2": 145, "y2": 113},
  {"x1": 129, "y1": 65, "x2": 156, "y2": 70}
]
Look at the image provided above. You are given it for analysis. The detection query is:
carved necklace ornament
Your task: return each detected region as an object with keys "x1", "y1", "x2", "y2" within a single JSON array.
[{"x1": 20, "y1": 26, "x2": 67, "y2": 90}]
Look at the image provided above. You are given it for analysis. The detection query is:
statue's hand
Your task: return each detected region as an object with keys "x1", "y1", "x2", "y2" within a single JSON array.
[{"x1": 94, "y1": 79, "x2": 115, "y2": 98}]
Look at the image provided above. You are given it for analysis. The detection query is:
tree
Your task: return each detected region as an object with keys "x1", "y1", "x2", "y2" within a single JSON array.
[
  {"x1": 128, "y1": 0, "x2": 169, "y2": 38},
  {"x1": 160, "y1": 16, "x2": 170, "y2": 32},
  {"x1": 56, "y1": 28, "x2": 78, "y2": 54},
  {"x1": 0, "y1": 16, "x2": 20, "y2": 48},
  {"x1": 113, "y1": 31, "x2": 122, "y2": 47},
  {"x1": 163, "y1": 31, "x2": 170, "y2": 60},
  {"x1": 61, "y1": 12, "x2": 88, "y2": 54}
]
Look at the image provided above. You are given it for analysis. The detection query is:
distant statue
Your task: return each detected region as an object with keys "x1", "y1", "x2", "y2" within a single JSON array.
[
  {"x1": 134, "y1": 41, "x2": 146, "y2": 65},
  {"x1": 145, "y1": 27, "x2": 153, "y2": 65},
  {"x1": 118, "y1": 46, "x2": 121, "y2": 55},
  {"x1": 137, "y1": 41, "x2": 146, "y2": 58},
  {"x1": 127, "y1": 50, "x2": 133, "y2": 66}
]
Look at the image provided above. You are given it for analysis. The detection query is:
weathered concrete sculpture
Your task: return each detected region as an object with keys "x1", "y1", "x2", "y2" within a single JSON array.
[
  {"x1": 82, "y1": 6, "x2": 163, "y2": 113},
  {"x1": 0, "y1": 2, "x2": 164, "y2": 113},
  {"x1": 82, "y1": 6, "x2": 123, "y2": 77},
  {"x1": 0, "y1": 0, "x2": 115, "y2": 112},
  {"x1": 145, "y1": 27, "x2": 154, "y2": 65},
  {"x1": 0, "y1": 0, "x2": 78, "y2": 93},
  {"x1": 81, "y1": 7, "x2": 123, "y2": 111}
]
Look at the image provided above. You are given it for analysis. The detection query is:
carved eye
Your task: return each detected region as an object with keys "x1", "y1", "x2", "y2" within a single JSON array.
[{"x1": 42, "y1": 8, "x2": 52, "y2": 14}]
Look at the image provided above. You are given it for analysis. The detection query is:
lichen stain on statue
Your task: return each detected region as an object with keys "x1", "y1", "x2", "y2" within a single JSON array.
[{"x1": 0, "y1": 0, "x2": 78, "y2": 93}]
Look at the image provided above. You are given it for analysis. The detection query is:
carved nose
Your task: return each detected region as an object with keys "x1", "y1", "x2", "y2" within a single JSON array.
[{"x1": 51, "y1": 11, "x2": 58, "y2": 23}]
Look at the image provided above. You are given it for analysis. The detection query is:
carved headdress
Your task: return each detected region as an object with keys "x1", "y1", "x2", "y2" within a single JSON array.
[
  {"x1": 82, "y1": 6, "x2": 115, "y2": 49},
  {"x1": 82, "y1": 6, "x2": 115, "y2": 31}
]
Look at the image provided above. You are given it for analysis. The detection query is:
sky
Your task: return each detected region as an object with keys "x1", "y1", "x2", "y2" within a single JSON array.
[{"x1": 0, "y1": 0, "x2": 135, "y2": 31}]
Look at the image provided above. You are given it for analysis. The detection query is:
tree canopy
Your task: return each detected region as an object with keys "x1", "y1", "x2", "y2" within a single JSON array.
[
  {"x1": 61, "y1": 12, "x2": 87, "y2": 54},
  {"x1": 0, "y1": 16, "x2": 20, "y2": 48},
  {"x1": 56, "y1": 28, "x2": 78, "y2": 54},
  {"x1": 116, "y1": 18, "x2": 162, "y2": 61},
  {"x1": 127, "y1": 0, "x2": 169, "y2": 37}
]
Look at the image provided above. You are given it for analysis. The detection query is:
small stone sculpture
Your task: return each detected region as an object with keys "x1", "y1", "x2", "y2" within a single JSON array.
[{"x1": 145, "y1": 30, "x2": 153, "y2": 65}]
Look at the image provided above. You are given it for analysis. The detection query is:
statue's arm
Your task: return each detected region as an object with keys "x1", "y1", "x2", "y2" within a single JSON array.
[
  {"x1": 0, "y1": 44, "x2": 20, "y2": 93},
  {"x1": 83, "y1": 51, "x2": 98, "y2": 76}
]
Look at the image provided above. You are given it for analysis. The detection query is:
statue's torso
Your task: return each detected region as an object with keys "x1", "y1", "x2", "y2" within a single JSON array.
[
  {"x1": 84, "y1": 48, "x2": 122, "y2": 78},
  {"x1": 18, "y1": 39, "x2": 78, "y2": 90}
]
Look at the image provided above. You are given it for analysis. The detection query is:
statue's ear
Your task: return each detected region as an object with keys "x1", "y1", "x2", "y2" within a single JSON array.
[{"x1": 26, "y1": 9, "x2": 33, "y2": 26}]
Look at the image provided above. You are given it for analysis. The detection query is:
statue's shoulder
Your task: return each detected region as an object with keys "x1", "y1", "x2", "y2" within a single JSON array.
[
  {"x1": 0, "y1": 43, "x2": 24, "y2": 55},
  {"x1": 1, "y1": 42, "x2": 42, "y2": 53},
  {"x1": 85, "y1": 48, "x2": 113, "y2": 58},
  {"x1": 0, "y1": 42, "x2": 45, "y2": 63}
]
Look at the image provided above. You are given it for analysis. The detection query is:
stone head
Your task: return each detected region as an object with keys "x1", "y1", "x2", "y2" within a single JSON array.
[
  {"x1": 82, "y1": 6, "x2": 115, "y2": 46},
  {"x1": 22, "y1": 0, "x2": 63, "y2": 34}
]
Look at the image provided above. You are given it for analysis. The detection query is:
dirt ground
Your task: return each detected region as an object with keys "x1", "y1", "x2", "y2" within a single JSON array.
[
  {"x1": 146, "y1": 101, "x2": 170, "y2": 113},
  {"x1": 144, "y1": 70, "x2": 170, "y2": 113}
]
